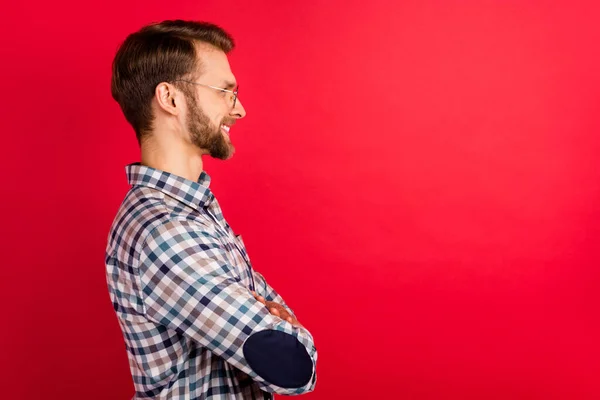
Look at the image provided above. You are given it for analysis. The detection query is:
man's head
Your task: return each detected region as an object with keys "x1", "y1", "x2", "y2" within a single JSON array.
[{"x1": 111, "y1": 20, "x2": 246, "y2": 159}]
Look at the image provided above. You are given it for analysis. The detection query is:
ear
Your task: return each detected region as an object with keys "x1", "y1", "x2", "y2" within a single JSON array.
[{"x1": 155, "y1": 82, "x2": 181, "y2": 116}]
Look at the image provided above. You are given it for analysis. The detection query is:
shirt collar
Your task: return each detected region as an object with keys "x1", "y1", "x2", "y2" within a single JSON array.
[{"x1": 125, "y1": 163, "x2": 215, "y2": 210}]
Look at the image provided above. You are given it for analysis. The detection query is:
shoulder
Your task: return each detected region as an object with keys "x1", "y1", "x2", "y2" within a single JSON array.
[{"x1": 107, "y1": 186, "x2": 211, "y2": 265}]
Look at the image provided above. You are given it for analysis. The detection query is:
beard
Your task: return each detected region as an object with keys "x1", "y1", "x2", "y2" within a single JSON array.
[{"x1": 185, "y1": 91, "x2": 234, "y2": 160}]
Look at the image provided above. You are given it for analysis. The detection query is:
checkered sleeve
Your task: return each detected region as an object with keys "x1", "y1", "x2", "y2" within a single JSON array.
[{"x1": 138, "y1": 220, "x2": 317, "y2": 395}]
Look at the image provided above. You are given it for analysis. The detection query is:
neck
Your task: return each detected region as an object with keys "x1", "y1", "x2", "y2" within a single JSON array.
[{"x1": 140, "y1": 133, "x2": 205, "y2": 182}]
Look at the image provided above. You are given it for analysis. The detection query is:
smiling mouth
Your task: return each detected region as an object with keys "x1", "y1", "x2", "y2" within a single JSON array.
[{"x1": 220, "y1": 124, "x2": 231, "y2": 136}]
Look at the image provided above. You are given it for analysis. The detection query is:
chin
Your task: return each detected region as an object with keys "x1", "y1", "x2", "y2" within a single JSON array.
[
  {"x1": 223, "y1": 148, "x2": 235, "y2": 160},
  {"x1": 212, "y1": 146, "x2": 235, "y2": 160}
]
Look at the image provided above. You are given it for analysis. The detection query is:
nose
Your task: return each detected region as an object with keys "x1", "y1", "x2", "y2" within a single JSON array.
[{"x1": 231, "y1": 98, "x2": 246, "y2": 119}]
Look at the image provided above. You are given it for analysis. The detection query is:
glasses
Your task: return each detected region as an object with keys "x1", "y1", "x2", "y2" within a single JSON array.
[{"x1": 174, "y1": 80, "x2": 239, "y2": 109}]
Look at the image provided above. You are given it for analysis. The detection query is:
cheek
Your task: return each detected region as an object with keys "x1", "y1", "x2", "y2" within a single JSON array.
[
  {"x1": 196, "y1": 100, "x2": 223, "y2": 125},
  {"x1": 208, "y1": 109, "x2": 225, "y2": 127}
]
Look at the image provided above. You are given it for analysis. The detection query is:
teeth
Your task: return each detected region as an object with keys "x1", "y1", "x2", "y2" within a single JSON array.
[{"x1": 221, "y1": 125, "x2": 230, "y2": 133}]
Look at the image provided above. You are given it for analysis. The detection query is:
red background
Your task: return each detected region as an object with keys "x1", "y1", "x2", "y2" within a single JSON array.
[{"x1": 1, "y1": 1, "x2": 599, "y2": 399}]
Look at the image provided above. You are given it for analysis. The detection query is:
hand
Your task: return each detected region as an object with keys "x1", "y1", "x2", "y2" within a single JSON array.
[{"x1": 252, "y1": 291, "x2": 303, "y2": 328}]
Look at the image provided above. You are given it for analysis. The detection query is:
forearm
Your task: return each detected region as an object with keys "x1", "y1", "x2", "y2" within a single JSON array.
[{"x1": 139, "y1": 221, "x2": 317, "y2": 394}]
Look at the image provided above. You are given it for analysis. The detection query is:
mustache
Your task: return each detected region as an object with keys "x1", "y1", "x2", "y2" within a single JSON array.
[{"x1": 221, "y1": 118, "x2": 236, "y2": 127}]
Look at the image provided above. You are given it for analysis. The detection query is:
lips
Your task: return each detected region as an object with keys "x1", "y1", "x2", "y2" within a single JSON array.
[{"x1": 220, "y1": 124, "x2": 232, "y2": 141}]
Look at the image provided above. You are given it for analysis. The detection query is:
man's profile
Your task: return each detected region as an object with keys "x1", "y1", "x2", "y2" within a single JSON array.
[{"x1": 105, "y1": 19, "x2": 317, "y2": 399}]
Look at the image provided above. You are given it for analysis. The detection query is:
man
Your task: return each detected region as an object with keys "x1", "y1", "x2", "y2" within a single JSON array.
[{"x1": 105, "y1": 20, "x2": 317, "y2": 399}]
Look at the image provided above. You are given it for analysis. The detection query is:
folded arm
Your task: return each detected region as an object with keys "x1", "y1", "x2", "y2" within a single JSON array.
[{"x1": 138, "y1": 220, "x2": 317, "y2": 395}]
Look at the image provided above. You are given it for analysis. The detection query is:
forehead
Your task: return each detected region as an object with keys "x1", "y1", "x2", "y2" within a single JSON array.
[{"x1": 194, "y1": 43, "x2": 236, "y2": 87}]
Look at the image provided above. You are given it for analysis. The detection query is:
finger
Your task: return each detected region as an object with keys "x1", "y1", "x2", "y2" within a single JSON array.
[
  {"x1": 290, "y1": 318, "x2": 302, "y2": 327},
  {"x1": 269, "y1": 307, "x2": 280, "y2": 316},
  {"x1": 279, "y1": 310, "x2": 290, "y2": 320}
]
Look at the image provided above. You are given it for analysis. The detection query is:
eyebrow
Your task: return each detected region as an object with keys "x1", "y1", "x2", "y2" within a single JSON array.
[{"x1": 222, "y1": 81, "x2": 237, "y2": 90}]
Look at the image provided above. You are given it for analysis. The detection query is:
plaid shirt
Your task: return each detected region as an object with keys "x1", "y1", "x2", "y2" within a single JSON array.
[{"x1": 105, "y1": 164, "x2": 317, "y2": 399}]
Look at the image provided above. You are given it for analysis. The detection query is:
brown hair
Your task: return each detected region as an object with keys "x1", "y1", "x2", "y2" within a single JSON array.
[{"x1": 111, "y1": 20, "x2": 235, "y2": 143}]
